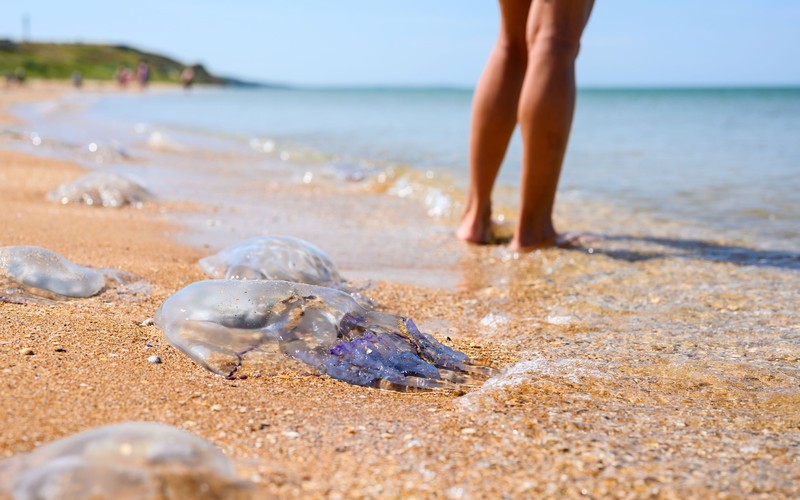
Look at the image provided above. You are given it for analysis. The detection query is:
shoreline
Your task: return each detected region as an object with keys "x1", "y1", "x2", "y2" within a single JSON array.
[{"x1": 1, "y1": 82, "x2": 799, "y2": 498}]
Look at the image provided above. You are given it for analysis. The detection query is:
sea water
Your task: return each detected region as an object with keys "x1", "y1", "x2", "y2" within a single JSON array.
[
  {"x1": 93, "y1": 87, "x2": 800, "y2": 245},
  {"x1": 9, "y1": 85, "x2": 800, "y2": 253}
]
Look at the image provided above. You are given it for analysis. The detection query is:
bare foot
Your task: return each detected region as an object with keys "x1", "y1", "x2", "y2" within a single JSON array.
[
  {"x1": 457, "y1": 216, "x2": 514, "y2": 245},
  {"x1": 510, "y1": 231, "x2": 601, "y2": 252},
  {"x1": 456, "y1": 205, "x2": 492, "y2": 244}
]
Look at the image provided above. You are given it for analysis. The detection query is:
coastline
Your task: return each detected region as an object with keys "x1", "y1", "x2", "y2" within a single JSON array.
[{"x1": 1, "y1": 82, "x2": 799, "y2": 498}]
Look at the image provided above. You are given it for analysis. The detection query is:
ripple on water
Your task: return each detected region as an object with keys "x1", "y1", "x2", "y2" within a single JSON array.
[{"x1": 458, "y1": 356, "x2": 610, "y2": 413}]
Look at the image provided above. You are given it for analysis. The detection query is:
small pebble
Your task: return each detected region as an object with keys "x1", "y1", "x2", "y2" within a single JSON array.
[
  {"x1": 19, "y1": 347, "x2": 34, "y2": 356},
  {"x1": 141, "y1": 318, "x2": 154, "y2": 326},
  {"x1": 147, "y1": 356, "x2": 162, "y2": 364}
]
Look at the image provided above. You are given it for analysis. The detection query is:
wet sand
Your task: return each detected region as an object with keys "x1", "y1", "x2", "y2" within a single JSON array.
[{"x1": 1, "y1": 82, "x2": 799, "y2": 498}]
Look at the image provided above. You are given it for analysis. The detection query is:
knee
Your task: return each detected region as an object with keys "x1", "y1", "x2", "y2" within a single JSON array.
[
  {"x1": 526, "y1": 30, "x2": 582, "y2": 61},
  {"x1": 497, "y1": 33, "x2": 529, "y2": 64}
]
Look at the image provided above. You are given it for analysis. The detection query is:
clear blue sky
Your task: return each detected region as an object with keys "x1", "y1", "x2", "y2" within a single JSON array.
[{"x1": 2, "y1": 1, "x2": 799, "y2": 87}]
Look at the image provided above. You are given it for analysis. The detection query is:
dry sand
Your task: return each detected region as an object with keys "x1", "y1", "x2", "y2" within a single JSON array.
[{"x1": 0, "y1": 82, "x2": 798, "y2": 498}]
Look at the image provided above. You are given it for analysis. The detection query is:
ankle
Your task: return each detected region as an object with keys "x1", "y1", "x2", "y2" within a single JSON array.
[
  {"x1": 457, "y1": 202, "x2": 493, "y2": 244},
  {"x1": 512, "y1": 219, "x2": 557, "y2": 249}
]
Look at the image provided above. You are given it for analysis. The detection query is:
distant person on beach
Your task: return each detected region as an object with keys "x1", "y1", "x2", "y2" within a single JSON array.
[
  {"x1": 115, "y1": 65, "x2": 133, "y2": 87},
  {"x1": 71, "y1": 71, "x2": 83, "y2": 89},
  {"x1": 456, "y1": 0, "x2": 594, "y2": 251},
  {"x1": 14, "y1": 67, "x2": 26, "y2": 85},
  {"x1": 137, "y1": 60, "x2": 150, "y2": 89},
  {"x1": 181, "y1": 66, "x2": 195, "y2": 90}
]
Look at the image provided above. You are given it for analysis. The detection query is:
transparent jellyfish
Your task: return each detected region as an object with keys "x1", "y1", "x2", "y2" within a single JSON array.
[
  {"x1": 0, "y1": 422, "x2": 248, "y2": 499},
  {"x1": 48, "y1": 171, "x2": 151, "y2": 208},
  {"x1": 0, "y1": 245, "x2": 106, "y2": 299},
  {"x1": 155, "y1": 279, "x2": 493, "y2": 392},
  {"x1": 0, "y1": 246, "x2": 143, "y2": 303},
  {"x1": 199, "y1": 236, "x2": 371, "y2": 306}
]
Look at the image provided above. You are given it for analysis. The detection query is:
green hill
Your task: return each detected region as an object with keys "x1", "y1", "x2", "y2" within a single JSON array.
[{"x1": 0, "y1": 40, "x2": 225, "y2": 84}]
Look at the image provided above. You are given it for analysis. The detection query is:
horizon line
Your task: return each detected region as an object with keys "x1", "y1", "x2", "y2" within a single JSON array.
[{"x1": 230, "y1": 82, "x2": 800, "y2": 91}]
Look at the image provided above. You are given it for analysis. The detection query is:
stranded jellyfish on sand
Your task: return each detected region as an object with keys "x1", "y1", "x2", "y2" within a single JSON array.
[
  {"x1": 1, "y1": 245, "x2": 105, "y2": 298},
  {"x1": 200, "y1": 235, "x2": 371, "y2": 306},
  {"x1": 48, "y1": 171, "x2": 151, "y2": 208},
  {"x1": 0, "y1": 422, "x2": 247, "y2": 499},
  {"x1": 155, "y1": 279, "x2": 493, "y2": 392},
  {"x1": 0, "y1": 246, "x2": 140, "y2": 303}
]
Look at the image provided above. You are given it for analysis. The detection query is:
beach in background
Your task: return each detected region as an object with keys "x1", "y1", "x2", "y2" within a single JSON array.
[{"x1": 1, "y1": 81, "x2": 799, "y2": 497}]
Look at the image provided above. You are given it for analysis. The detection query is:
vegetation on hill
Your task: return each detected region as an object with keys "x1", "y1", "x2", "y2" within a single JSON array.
[{"x1": 0, "y1": 40, "x2": 225, "y2": 84}]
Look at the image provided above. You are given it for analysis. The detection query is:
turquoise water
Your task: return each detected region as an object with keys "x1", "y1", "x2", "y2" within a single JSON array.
[
  {"x1": 86, "y1": 86, "x2": 800, "y2": 242},
  {"x1": 12, "y1": 86, "x2": 800, "y2": 249},
  {"x1": 89, "y1": 87, "x2": 476, "y2": 169}
]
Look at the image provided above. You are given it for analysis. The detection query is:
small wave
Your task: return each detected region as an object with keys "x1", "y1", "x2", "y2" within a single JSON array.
[
  {"x1": 458, "y1": 356, "x2": 609, "y2": 412},
  {"x1": 146, "y1": 130, "x2": 187, "y2": 152}
]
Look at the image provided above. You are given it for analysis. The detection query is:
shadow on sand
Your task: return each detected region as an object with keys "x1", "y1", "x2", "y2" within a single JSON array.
[{"x1": 580, "y1": 235, "x2": 800, "y2": 271}]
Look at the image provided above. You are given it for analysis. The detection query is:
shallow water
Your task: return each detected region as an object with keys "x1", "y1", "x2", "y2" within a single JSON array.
[
  {"x1": 446, "y1": 241, "x2": 800, "y2": 496},
  {"x1": 9, "y1": 86, "x2": 800, "y2": 252}
]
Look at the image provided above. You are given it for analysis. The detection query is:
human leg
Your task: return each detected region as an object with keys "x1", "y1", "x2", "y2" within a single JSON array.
[
  {"x1": 511, "y1": 0, "x2": 593, "y2": 251},
  {"x1": 456, "y1": 0, "x2": 532, "y2": 244}
]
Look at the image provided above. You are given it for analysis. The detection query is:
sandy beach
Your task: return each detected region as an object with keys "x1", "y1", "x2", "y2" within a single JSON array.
[{"x1": 1, "y1": 82, "x2": 798, "y2": 498}]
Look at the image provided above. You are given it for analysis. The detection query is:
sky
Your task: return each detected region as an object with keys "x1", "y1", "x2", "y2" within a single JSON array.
[{"x1": 1, "y1": 1, "x2": 799, "y2": 87}]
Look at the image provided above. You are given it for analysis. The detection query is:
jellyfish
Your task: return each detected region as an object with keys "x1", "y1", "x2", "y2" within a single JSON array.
[
  {"x1": 155, "y1": 279, "x2": 493, "y2": 392},
  {"x1": 48, "y1": 172, "x2": 151, "y2": 208},
  {"x1": 199, "y1": 236, "x2": 371, "y2": 306},
  {"x1": 0, "y1": 246, "x2": 143, "y2": 303},
  {"x1": 0, "y1": 422, "x2": 248, "y2": 499},
  {"x1": 0, "y1": 246, "x2": 106, "y2": 299}
]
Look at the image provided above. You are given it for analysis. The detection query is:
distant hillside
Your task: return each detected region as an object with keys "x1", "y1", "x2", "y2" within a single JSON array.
[{"x1": 0, "y1": 40, "x2": 227, "y2": 84}]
